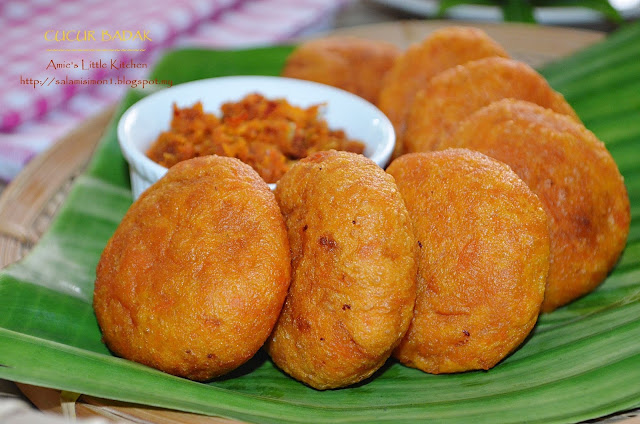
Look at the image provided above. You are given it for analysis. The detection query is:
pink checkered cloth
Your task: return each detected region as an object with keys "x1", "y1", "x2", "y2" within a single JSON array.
[{"x1": 0, "y1": 0, "x2": 349, "y2": 182}]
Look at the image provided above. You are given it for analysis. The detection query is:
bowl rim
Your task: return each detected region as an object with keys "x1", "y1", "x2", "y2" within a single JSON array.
[{"x1": 117, "y1": 75, "x2": 396, "y2": 192}]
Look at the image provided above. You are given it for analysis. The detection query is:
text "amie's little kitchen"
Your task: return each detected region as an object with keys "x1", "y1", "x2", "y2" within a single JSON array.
[
  {"x1": 47, "y1": 59, "x2": 147, "y2": 70},
  {"x1": 44, "y1": 30, "x2": 151, "y2": 42}
]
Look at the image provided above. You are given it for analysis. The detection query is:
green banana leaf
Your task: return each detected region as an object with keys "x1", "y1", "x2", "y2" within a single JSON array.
[{"x1": 1, "y1": 23, "x2": 640, "y2": 423}]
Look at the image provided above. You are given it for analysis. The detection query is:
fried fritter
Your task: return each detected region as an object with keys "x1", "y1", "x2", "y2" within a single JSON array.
[
  {"x1": 377, "y1": 26, "x2": 510, "y2": 157},
  {"x1": 388, "y1": 149, "x2": 549, "y2": 374},
  {"x1": 282, "y1": 36, "x2": 401, "y2": 104},
  {"x1": 440, "y1": 99, "x2": 630, "y2": 312},
  {"x1": 93, "y1": 156, "x2": 291, "y2": 381},
  {"x1": 267, "y1": 150, "x2": 417, "y2": 389},
  {"x1": 403, "y1": 57, "x2": 580, "y2": 154}
]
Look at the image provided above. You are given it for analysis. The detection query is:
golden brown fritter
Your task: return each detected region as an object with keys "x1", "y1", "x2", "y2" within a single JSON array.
[
  {"x1": 441, "y1": 99, "x2": 630, "y2": 312},
  {"x1": 93, "y1": 155, "x2": 291, "y2": 381},
  {"x1": 388, "y1": 149, "x2": 550, "y2": 374},
  {"x1": 403, "y1": 57, "x2": 580, "y2": 154},
  {"x1": 282, "y1": 36, "x2": 401, "y2": 104},
  {"x1": 377, "y1": 26, "x2": 510, "y2": 157},
  {"x1": 267, "y1": 150, "x2": 417, "y2": 389}
]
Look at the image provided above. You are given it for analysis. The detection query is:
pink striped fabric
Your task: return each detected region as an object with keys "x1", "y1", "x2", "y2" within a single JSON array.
[{"x1": 0, "y1": 0, "x2": 349, "y2": 182}]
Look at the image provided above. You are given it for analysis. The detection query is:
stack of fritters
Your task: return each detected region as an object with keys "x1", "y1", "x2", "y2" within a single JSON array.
[
  {"x1": 439, "y1": 100, "x2": 629, "y2": 312},
  {"x1": 94, "y1": 26, "x2": 630, "y2": 389},
  {"x1": 282, "y1": 25, "x2": 629, "y2": 372}
]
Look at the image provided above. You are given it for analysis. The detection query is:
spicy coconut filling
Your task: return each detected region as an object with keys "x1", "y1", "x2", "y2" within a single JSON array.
[{"x1": 146, "y1": 93, "x2": 365, "y2": 183}]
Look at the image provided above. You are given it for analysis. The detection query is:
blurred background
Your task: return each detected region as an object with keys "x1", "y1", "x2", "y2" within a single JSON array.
[
  {"x1": 342, "y1": 0, "x2": 640, "y2": 30},
  {"x1": 1, "y1": 0, "x2": 639, "y2": 422},
  {"x1": 0, "y1": 0, "x2": 638, "y2": 187}
]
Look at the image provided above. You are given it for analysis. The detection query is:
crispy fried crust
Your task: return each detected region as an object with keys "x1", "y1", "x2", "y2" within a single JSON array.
[
  {"x1": 267, "y1": 150, "x2": 417, "y2": 389},
  {"x1": 282, "y1": 36, "x2": 401, "y2": 104},
  {"x1": 403, "y1": 57, "x2": 580, "y2": 154},
  {"x1": 93, "y1": 156, "x2": 291, "y2": 381},
  {"x1": 441, "y1": 99, "x2": 630, "y2": 312},
  {"x1": 377, "y1": 26, "x2": 509, "y2": 157},
  {"x1": 387, "y1": 149, "x2": 549, "y2": 373}
]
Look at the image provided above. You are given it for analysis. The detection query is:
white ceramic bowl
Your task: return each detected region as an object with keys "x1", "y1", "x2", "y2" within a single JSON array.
[{"x1": 117, "y1": 76, "x2": 395, "y2": 200}]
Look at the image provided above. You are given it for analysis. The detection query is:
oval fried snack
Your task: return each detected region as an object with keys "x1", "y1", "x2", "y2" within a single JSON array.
[
  {"x1": 403, "y1": 57, "x2": 580, "y2": 154},
  {"x1": 377, "y1": 26, "x2": 510, "y2": 156},
  {"x1": 441, "y1": 100, "x2": 630, "y2": 312},
  {"x1": 93, "y1": 156, "x2": 291, "y2": 381},
  {"x1": 267, "y1": 150, "x2": 417, "y2": 389},
  {"x1": 387, "y1": 149, "x2": 550, "y2": 374},
  {"x1": 281, "y1": 36, "x2": 401, "y2": 104}
]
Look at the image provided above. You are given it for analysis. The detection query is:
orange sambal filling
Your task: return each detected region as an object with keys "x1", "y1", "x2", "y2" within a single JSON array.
[{"x1": 146, "y1": 93, "x2": 365, "y2": 183}]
